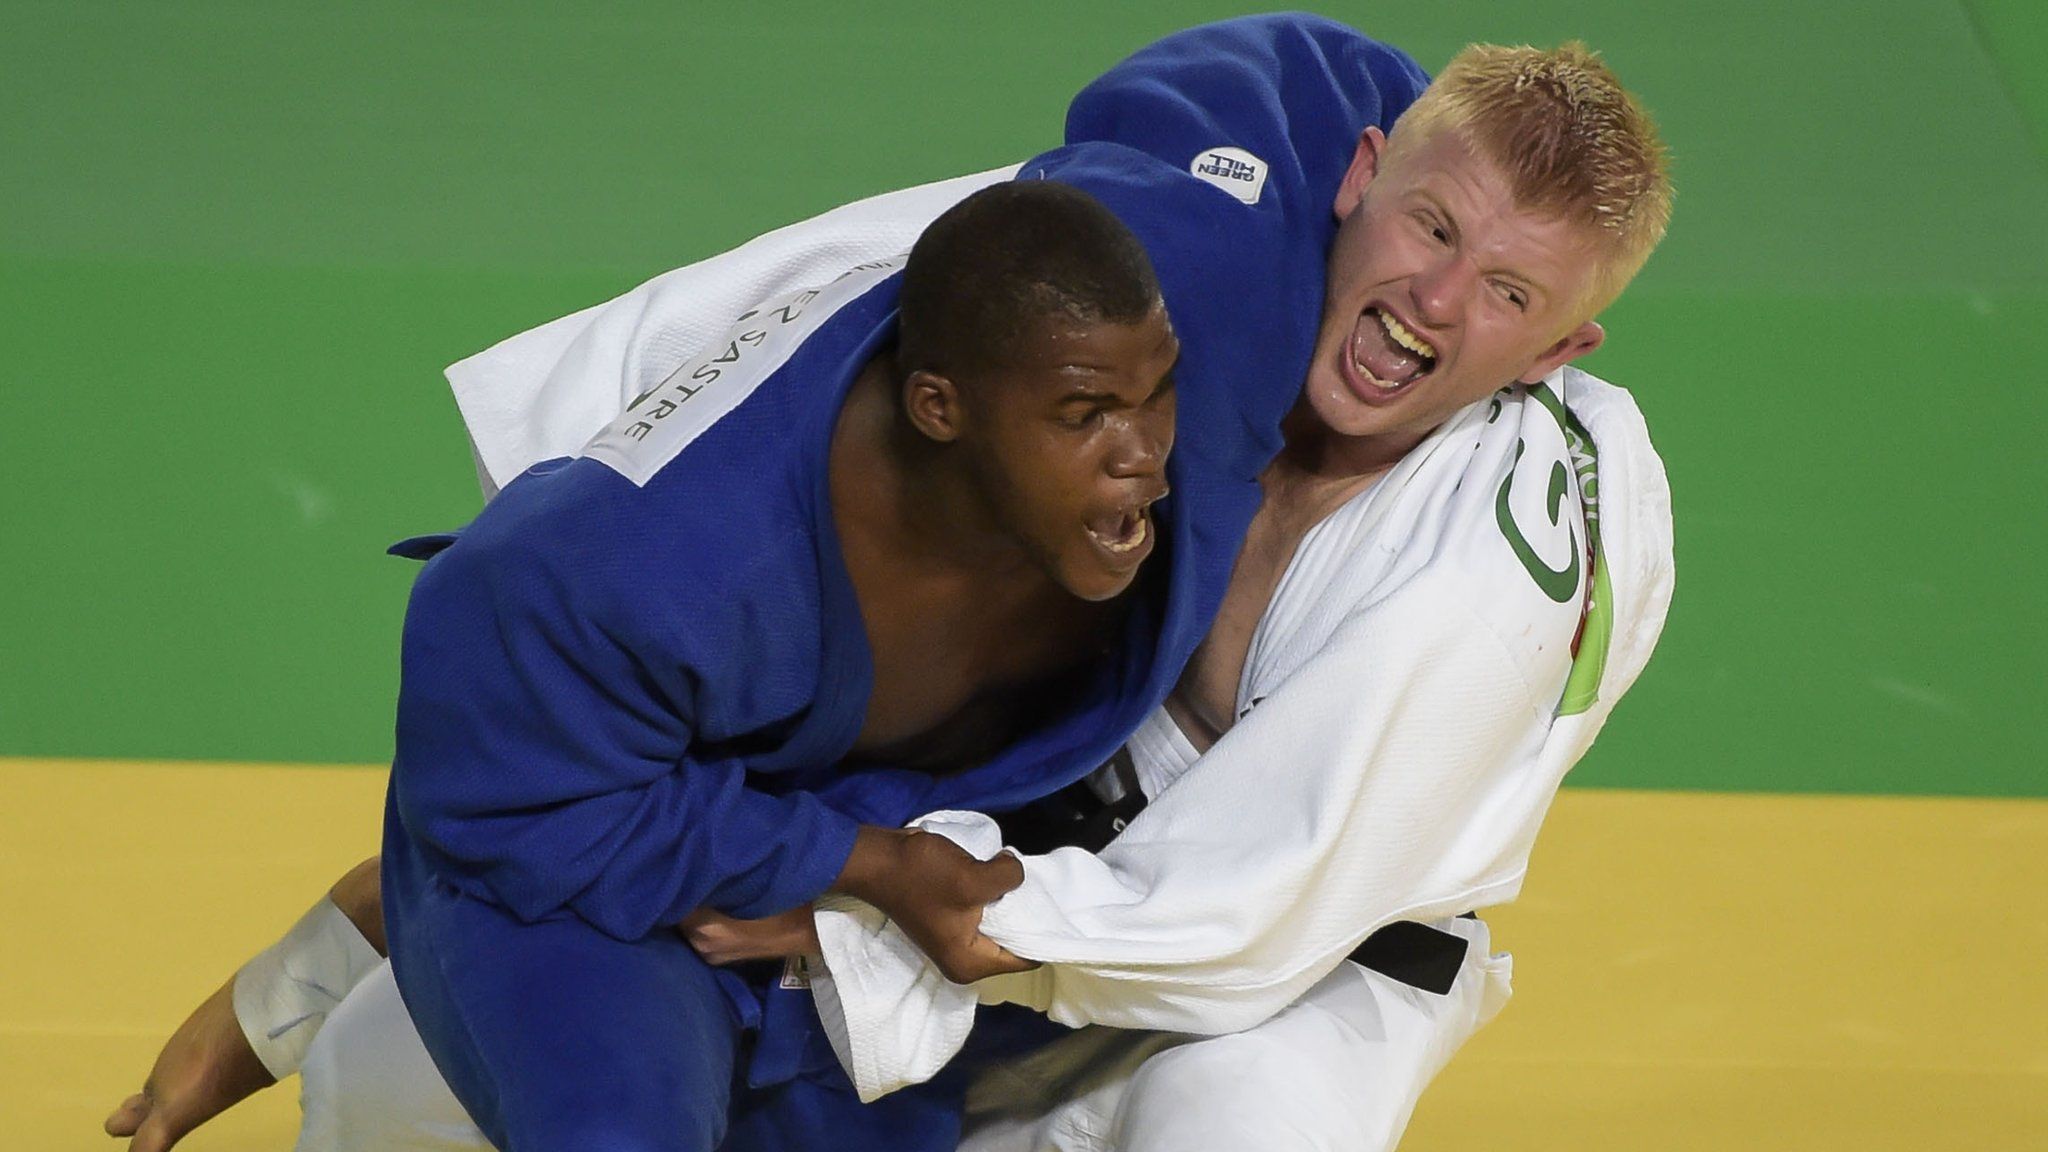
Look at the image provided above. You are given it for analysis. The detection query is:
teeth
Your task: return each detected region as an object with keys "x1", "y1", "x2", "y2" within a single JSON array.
[
  {"x1": 1095, "y1": 514, "x2": 1148, "y2": 554},
  {"x1": 1350, "y1": 329, "x2": 1411, "y2": 392},
  {"x1": 1376, "y1": 309, "x2": 1436, "y2": 362}
]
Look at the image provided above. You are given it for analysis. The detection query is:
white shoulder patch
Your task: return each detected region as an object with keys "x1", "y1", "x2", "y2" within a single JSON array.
[
  {"x1": 579, "y1": 257, "x2": 904, "y2": 486},
  {"x1": 1189, "y1": 146, "x2": 1268, "y2": 205}
]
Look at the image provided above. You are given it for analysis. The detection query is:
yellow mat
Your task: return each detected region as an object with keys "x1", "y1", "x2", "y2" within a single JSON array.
[{"x1": 4, "y1": 758, "x2": 2043, "y2": 1150}]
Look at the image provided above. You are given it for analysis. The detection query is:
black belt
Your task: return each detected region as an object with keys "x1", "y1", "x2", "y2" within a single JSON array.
[
  {"x1": 1345, "y1": 917, "x2": 1471, "y2": 995},
  {"x1": 994, "y1": 752, "x2": 1472, "y2": 996},
  {"x1": 995, "y1": 747, "x2": 1152, "y2": 857}
]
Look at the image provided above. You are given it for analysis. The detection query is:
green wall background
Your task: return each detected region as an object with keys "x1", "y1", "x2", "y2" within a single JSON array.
[{"x1": 4, "y1": 2, "x2": 2043, "y2": 795}]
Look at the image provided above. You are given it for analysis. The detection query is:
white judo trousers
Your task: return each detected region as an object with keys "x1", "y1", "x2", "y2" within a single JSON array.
[{"x1": 273, "y1": 171, "x2": 1673, "y2": 1152}]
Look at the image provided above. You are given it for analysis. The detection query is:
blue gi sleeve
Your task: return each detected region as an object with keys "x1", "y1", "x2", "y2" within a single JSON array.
[{"x1": 389, "y1": 517, "x2": 860, "y2": 942}]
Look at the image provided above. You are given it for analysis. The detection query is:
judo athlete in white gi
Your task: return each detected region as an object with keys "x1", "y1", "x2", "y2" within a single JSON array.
[{"x1": 107, "y1": 17, "x2": 1674, "y2": 1152}]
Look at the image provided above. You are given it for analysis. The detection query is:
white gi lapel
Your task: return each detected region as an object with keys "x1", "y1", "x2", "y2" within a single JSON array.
[{"x1": 1234, "y1": 399, "x2": 1495, "y2": 719}]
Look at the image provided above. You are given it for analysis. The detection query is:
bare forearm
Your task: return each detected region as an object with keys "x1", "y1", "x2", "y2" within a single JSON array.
[{"x1": 326, "y1": 855, "x2": 385, "y2": 956}]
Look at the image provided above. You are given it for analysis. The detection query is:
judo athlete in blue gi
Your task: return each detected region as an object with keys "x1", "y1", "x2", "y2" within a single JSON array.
[
  {"x1": 105, "y1": 15, "x2": 1434, "y2": 1152},
  {"x1": 380, "y1": 180, "x2": 1189, "y2": 1152}
]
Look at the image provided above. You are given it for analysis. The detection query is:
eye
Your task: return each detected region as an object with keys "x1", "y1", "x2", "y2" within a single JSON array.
[
  {"x1": 1493, "y1": 281, "x2": 1529, "y2": 312},
  {"x1": 1060, "y1": 405, "x2": 1105, "y2": 429},
  {"x1": 1411, "y1": 211, "x2": 1450, "y2": 246}
]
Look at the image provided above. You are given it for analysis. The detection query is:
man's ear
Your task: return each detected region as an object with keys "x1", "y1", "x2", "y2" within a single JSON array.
[
  {"x1": 1333, "y1": 126, "x2": 1387, "y2": 221},
  {"x1": 903, "y1": 368, "x2": 966, "y2": 443},
  {"x1": 1517, "y1": 320, "x2": 1605, "y2": 385}
]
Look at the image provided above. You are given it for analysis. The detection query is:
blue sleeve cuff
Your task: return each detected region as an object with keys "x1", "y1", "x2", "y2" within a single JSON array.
[{"x1": 721, "y1": 794, "x2": 861, "y2": 920}]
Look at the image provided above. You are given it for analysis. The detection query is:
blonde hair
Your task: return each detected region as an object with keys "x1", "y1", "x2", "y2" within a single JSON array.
[{"x1": 1384, "y1": 41, "x2": 1673, "y2": 318}]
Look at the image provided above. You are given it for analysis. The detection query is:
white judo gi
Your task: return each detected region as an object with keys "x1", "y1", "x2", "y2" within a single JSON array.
[{"x1": 269, "y1": 173, "x2": 1673, "y2": 1152}]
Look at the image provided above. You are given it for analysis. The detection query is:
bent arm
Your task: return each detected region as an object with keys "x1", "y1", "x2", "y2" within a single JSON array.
[
  {"x1": 393, "y1": 530, "x2": 1025, "y2": 974},
  {"x1": 970, "y1": 586, "x2": 1559, "y2": 1033},
  {"x1": 812, "y1": 581, "x2": 1572, "y2": 1100},
  {"x1": 390, "y1": 538, "x2": 863, "y2": 939}
]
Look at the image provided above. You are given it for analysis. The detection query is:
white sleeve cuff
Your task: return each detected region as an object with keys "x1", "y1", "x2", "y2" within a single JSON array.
[{"x1": 230, "y1": 894, "x2": 383, "y2": 1080}]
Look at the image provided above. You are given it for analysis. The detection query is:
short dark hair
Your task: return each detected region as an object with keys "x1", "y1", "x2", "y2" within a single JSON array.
[{"x1": 897, "y1": 181, "x2": 1162, "y2": 384}]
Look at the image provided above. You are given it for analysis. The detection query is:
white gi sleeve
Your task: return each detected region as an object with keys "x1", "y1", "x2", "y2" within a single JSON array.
[{"x1": 978, "y1": 580, "x2": 1551, "y2": 1021}]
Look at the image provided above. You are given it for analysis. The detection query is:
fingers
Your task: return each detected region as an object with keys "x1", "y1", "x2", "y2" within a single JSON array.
[
  {"x1": 927, "y1": 931, "x2": 1039, "y2": 985},
  {"x1": 897, "y1": 830, "x2": 1024, "y2": 902},
  {"x1": 129, "y1": 1112, "x2": 180, "y2": 1152},
  {"x1": 676, "y1": 907, "x2": 727, "y2": 933},
  {"x1": 851, "y1": 830, "x2": 1036, "y2": 983},
  {"x1": 131, "y1": 1115, "x2": 175, "y2": 1147},
  {"x1": 103, "y1": 1093, "x2": 149, "y2": 1137},
  {"x1": 678, "y1": 906, "x2": 819, "y2": 965},
  {"x1": 971, "y1": 850, "x2": 1026, "y2": 899},
  {"x1": 105, "y1": 1092, "x2": 179, "y2": 1152},
  {"x1": 980, "y1": 940, "x2": 1040, "y2": 977},
  {"x1": 680, "y1": 920, "x2": 740, "y2": 964},
  {"x1": 677, "y1": 908, "x2": 734, "y2": 955}
]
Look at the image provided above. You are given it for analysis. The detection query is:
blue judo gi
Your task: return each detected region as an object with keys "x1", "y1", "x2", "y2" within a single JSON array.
[{"x1": 382, "y1": 14, "x2": 1429, "y2": 1151}]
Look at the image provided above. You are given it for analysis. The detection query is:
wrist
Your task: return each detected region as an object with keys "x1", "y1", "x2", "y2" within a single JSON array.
[{"x1": 831, "y1": 825, "x2": 910, "y2": 906}]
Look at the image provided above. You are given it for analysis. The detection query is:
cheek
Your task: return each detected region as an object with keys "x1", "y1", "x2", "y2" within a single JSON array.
[
  {"x1": 1339, "y1": 213, "x2": 1420, "y2": 282},
  {"x1": 1477, "y1": 319, "x2": 1562, "y2": 381},
  {"x1": 1324, "y1": 221, "x2": 1375, "y2": 294},
  {"x1": 1439, "y1": 329, "x2": 1537, "y2": 406},
  {"x1": 1009, "y1": 434, "x2": 1095, "y2": 516}
]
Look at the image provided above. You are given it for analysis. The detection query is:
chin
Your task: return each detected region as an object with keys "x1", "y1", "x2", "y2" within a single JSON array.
[
  {"x1": 1304, "y1": 380, "x2": 1387, "y2": 439},
  {"x1": 1058, "y1": 563, "x2": 1136, "y2": 604},
  {"x1": 1067, "y1": 575, "x2": 1131, "y2": 603}
]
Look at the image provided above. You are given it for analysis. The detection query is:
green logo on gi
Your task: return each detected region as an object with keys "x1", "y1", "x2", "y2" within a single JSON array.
[{"x1": 1494, "y1": 384, "x2": 1580, "y2": 604}]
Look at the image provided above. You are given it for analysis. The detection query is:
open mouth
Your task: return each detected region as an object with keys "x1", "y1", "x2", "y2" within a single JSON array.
[
  {"x1": 1086, "y1": 502, "x2": 1154, "y2": 559},
  {"x1": 1346, "y1": 307, "x2": 1438, "y2": 394}
]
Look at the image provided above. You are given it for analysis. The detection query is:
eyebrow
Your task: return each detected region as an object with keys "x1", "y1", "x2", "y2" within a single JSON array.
[
  {"x1": 1057, "y1": 369, "x2": 1175, "y2": 405},
  {"x1": 1416, "y1": 188, "x2": 1555, "y2": 302},
  {"x1": 1417, "y1": 189, "x2": 1463, "y2": 244},
  {"x1": 1056, "y1": 386, "x2": 1122, "y2": 403}
]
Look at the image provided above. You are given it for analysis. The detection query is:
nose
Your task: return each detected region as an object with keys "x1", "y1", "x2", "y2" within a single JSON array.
[
  {"x1": 1107, "y1": 391, "x2": 1175, "y2": 485},
  {"x1": 1408, "y1": 249, "x2": 1476, "y2": 330}
]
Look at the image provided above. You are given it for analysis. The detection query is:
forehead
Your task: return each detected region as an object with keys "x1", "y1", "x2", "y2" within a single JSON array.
[{"x1": 1004, "y1": 301, "x2": 1177, "y2": 377}]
